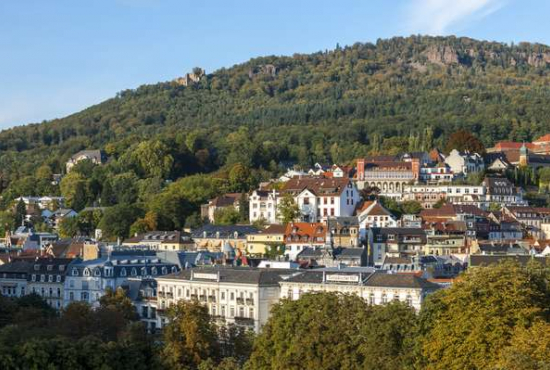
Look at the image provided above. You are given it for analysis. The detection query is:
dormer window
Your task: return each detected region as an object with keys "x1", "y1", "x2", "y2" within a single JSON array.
[
  {"x1": 234, "y1": 231, "x2": 238, "y2": 239},
  {"x1": 94, "y1": 268, "x2": 101, "y2": 277},
  {"x1": 171, "y1": 266, "x2": 177, "y2": 273},
  {"x1": 83, "y1": 268, "x2": 90, "y2": 277},
  {"x1": 151, "y1": 267, "x2": 157, "y2": 276},
  {"x1": 72, "y1": 268, "x2": 78, "y2": 276},
  {"x1": 131, "y1": 268, "x2": 137, "y2": 276},
  {"x1": 34, "y1": 265, "x2": 40, "y2": 271},
  {"x1": 47, "y1": 265, "x2": 53, "y2": 271},
  {"x1": 141, "y1": 267, "x2": 147, "y2": 276},
  {"x1": 121, "y1": 268, "x2": 127, "y2": 277},
  {"x1": 162, "y1": 267, "x2": 168, "y2": 275}
]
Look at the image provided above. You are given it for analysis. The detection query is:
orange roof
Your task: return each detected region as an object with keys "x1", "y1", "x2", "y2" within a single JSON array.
[
  {"x1": 284, "y1": 222, "x2": 326, "y2": 241},
  {"x1": 281, "y1": 177, "x2": 350, "y2": 196},
  {"x1": 493, "y1": 142, "x2": 535, "y2": 151},
  {"x1": 533, "y1": 134, "x2": 550, "y2": 143}
]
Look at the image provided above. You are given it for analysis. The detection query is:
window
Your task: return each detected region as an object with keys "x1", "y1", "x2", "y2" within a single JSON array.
[
  {"x1": 230, "y1": 292, "x2": 235, "y2": 301},
  {"x1": 40, "y1": 275, "x2": 45, "y2": 282},
  {"x1": 369, "y1": 293, "x2": 375, "y2": 305},
  {"x1": 382, "y1": 294, "x2": 387, "y2": 304},
  {"x1": 121, "y1": 268, "x2": 127, "y2": 277},
  {"x1": 47, "y1": 265, "x2": 53, "y2": 271},
  {"x1": 48, "y1": 275, "x2": 53, "y2": 283},
  {"x1": 249, "y1": 307, "x2": 254, "y2": 318},
  {"x1": 221, "y1": 291, "x2": 226, "y2": 300},
  {"x1": 31, "y1": 274, "x2": 36, "y2": 282},
  {"x1": 239, "y1": 307, "x2": 245, "y2": 317},
  {"x1": 230, "y1": 307, "x2": 235, "y2": 317}
]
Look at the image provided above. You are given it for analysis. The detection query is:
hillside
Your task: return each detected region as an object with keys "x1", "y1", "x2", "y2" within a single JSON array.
[
  {"x1": 1, "y1": 35, "x2": 550, "y2": 234},
  {"x1": 3, "y1": 36, "x2": 550, "y2": 174}
]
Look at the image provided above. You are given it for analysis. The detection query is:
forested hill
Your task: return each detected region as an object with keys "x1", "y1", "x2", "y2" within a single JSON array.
[{"x1": 2, "y1": 35, "x2": 550, "y2": 192}]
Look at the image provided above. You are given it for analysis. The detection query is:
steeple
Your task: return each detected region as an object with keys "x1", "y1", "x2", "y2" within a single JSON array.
[{"x1": 519, "y1": 142, "x2": 529, "y2": 167}]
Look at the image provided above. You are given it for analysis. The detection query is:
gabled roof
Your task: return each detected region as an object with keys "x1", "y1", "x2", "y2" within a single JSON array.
[
  {"x1": 191, "y1": 225, "x2": 260, "y2": 239},
  {"x1": 365, "y1": 272, "x2": 440, "y2": 290},
  {"x1": 281, "y1": 177, "x2": 351, "y2": 196}
]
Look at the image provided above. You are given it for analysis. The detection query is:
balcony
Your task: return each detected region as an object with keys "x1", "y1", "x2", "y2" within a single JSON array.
[
  {"x1": 234, "y1": 317, "x2": 254, "y2": 326},
  {"x1": 208, "y1": 295, "x2": 216, "y2": 303},
  {"x1": 245, "y1": 298, "x2": 254, "y2": 305},
  {"x1": 165, "y1": 292, "x2": 174, "y2": 299},
  {"x1": 199, "y1": 295, "x2": 207, "y2": 302},
  {"x1": 158, "y1": 292, "x2": 166, "y2": 298},
  {"x1": 236, "y1": 297, "x2": 244, "y2": 305},
  {"x1": 190, "y1": 294, "x2": 198, "y2": 300}
]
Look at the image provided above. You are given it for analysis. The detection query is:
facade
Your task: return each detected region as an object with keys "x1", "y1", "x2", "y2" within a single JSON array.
[
  {"x1": 355, "y1": 158, "x2": 420, "y2": 197},
  {"x1": 66, "y1": 150, "x2": 104, "y2": 173},
  {"x1": 191, "y1": 225, "x2": 260, "y2": 253},
  {"x1": 279, "y1": 270, "x2": 440, "y2": 311},
  {"x1": 249, "y1": 189, "x2": 279, "y2": 224},
  {"x1": 327, "y1": 216, "x2": 361, "y2": 247},
  {"x1": 246, "y1": 224, "x2": 286, "y2": 257},
  {"x1": 0, "y1": 260, "x2": 32, "y2": 297},
  {"x1": 201, "y1": 193, "x2": 242, "y2": 224},
  {"x1": 63, "y1": 251, "x2": 178, "y2": 308},
  {"x1": 419, "y1": 163, "x2": 454, "y2": 184},
  {"x1": 281, "y1": 177, "x2": 360, "y2": 223},
  {"x1": 368, "y1": 228, "x2": 427, "y2": 265},
  {"x1": 356, "y1": 201, "x2": 397, "y2": 229},
  {"x1": 423, "y1": 234, "x2": 466, "y2": 256},
  {"x1": 444, "y1": 149, "x2": 484, "y2": 176},
  {"x1": 482, "y1": 177, "x2": 526, "y2": 207},
  {"x1": 284, "y1": 222, "x2": 327, "y2": 260},
  {"x1": 28, "y1": 257, "x2": 72, "y2": 310},
  {"x1": 296, "y1": 247, "x2": 368, "y2": 267},
  {"x1": 156, "y1": 267, "x2": 294, "y2": 332},
  {"x1": 122, "y1": 231, "x2": 194, "y2": 251}
]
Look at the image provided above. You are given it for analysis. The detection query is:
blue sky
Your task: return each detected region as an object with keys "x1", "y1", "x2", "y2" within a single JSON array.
[{"x1": 1, "y1": 0, "x2": 549, "y2": 129}]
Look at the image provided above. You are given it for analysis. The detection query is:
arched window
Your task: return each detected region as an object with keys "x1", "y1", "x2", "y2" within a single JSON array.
[
  {"x1": 171, "y1": 266, "x2": 177, "y2": 273},
  {"x1": 120, "y1": 268, "x2": 127, "y2": 277},
  {"x1": 151, "y1": 267, "x2": 157, "y2": 276},
  {"x1": 141, "y1": 267, "x2": 147, "y2": 276},
  {"x1": 131, "y1": 268, "x2": 137, "y2": 276},
  {"x1": 162, "y1": 267, "x2": 168, "y2": 275},
  {"x1": 72, "y1": 268, "x2": 78, "y2": 276},
  {"x1": 94, "y1": 268, "x2": 101, "y2": 277},
  {"x1": 83, "y1": 268, "x2": 90, "y2": 277}
]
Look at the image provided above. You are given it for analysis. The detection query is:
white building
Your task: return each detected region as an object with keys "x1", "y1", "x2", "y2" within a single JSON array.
[
  {"x1": 249, "y1": 189, "x2": 279, "y2": 224},
  {"x1": 281, "y1": 177, "x2": 360, "y2": 223},
  {"x1": 444, "y1": 149, "x2": 484, "y2": 176},
  {"x1": 279, "y1": 270, "x2": 440, "y2": 311},
  {"x1": 28, "y1": 258, "x2": 72, "y2": 310},
  {"x1": 356, "y1": 200, "x2": 397, "y2": 230},
  {"x1": 63, "y1": 251, "x2": 178, "y2": 308},
  {"x1": 249, "y1": 177, "x2": 360, "y2": 224},
  {"x1": 155, "y1": 267, "x2": 295, "y2": 332}
]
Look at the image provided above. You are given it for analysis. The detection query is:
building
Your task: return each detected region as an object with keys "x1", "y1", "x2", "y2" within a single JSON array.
[
  {"x1": 201, "y1": 193, "x2": 243, "y2": 224},
  {"x1": 0, "y1": 260, "x2": 32, "y2": 297},
  {"x1": 15, "y1": 196, "x2": 65, "y2": 210},
  {"x1": 280, "y1": 177, "x2": 360, "y2": 223},
  {"x1": 503, "y1": 206, "x2": 549, "y2": 239},
  {"x1": 123, "y1": 278, "x2": 159, "y2": 333},
  {"x1": 122, "y1": 231, "x2": 194, "y2": 251},
  {"x1": 66, "y1": 150, "x2": 104, "y2": 173},
  {"x1": 356, "y1": 201, "x2": 397, "y2": 230},
  {"x1": 368, "y1": 228, "x2": 427, "y2": 265},
  {"x1": 296, "y1": 247, "x2": 368, "y2": 267},
  {"x1": 279, "y1": 270, "x2": 440, "y2": 311},
  {"x1": 444, "y1": 149, "x2": 484, "y2": 176},
  {"x1": 246, "y1": 224, "x2": 286, "y2": 257},
  {"x1": 326, "y1": 216, "x2": 361, "y2": 248},
  {"x1": 355, "y1": 158, "x2": 420, "y2": 197},
  {"x1": 191, "y1": 225, "x2": 260, "y2": 253},
  {"x1": 156, "y1": 267, "x2": 295, "y2": 332},
  {"x1": 63, "y1": 250, "x2": 178, "y2": 308},
  {"x1": 419, "y1": 162, "x2": 455, "y2": 184},
  {"x1": 423, "y1": 233, "x2": 466, "y2": 256},
  {"x1": 28, "y1": 257, "x2": 72, "y2": 310},
  {"x1": 482, "y1": 177, "x2": 526, "y2": 207},
  {"x1": 284, "y1": 222, "x2": 327, "y2": 260},
  {"x1": 249, "y1": 189, "x2": 279, "y2": 224}
]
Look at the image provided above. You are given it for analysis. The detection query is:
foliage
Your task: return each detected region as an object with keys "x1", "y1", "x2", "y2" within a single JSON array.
[
  {"x1": 416, "y1": 261, "x2": 550, "y2": 370},
  {"x1": 277, "y1": 194, "x2": 300, "y2": 224},
  {"x1": 162, "y1": 300, "x2": 219, "y2": 370},
  {"x1": 445, "y1": 130, "x2": 486, "y2": 154},
  {"x1": 214, "y1": 207, "x2": 241, "y2": 225}
]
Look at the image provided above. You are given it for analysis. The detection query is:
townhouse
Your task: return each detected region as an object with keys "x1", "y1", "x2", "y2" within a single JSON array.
[
  {"x1": 283, "y1": 222, "x2": 327, "y2": 260},
  {"x1": 28, "y1": 257, "x2": 72, "y2": 310}
]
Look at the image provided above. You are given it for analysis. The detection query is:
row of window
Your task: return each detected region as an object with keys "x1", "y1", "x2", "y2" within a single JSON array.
[{"x1": 31, "y1": 274, "x2": 62, "y2": 283}]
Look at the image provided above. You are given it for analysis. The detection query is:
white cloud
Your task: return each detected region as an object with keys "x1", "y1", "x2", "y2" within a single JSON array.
[{"x1": 405, "y1": 0, "x2": 507, "y2": 35}]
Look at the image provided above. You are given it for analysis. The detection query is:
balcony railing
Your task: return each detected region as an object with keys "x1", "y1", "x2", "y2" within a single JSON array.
[
  {"x1": 245, "y1": 298, "x2": 254, "y2": 305},
  {"x1": 208, "y1": 295, "x2": 216, "y2": 303},
  {"x1": 199, "y1": 295, "x2": 207, "y2": 302},
  {"x1": 236, "y1": 297, "x2": 244, "y2": 305}
]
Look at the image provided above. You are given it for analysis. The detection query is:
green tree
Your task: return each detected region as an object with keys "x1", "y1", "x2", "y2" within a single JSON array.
[
  {"x1": 58, "y1": 216, "x2": 80, "y2": 238},
  {"x1": 498, "y1": 320, "x2": 550, "y2": 370},
  {"x1": 247, "y1": 292, "x2": 369, "y2": 370},
  {"x1": 162, "y1": 300, "x2": 219, "y2": 370},
  {"x1": 277, "y1": 194, "x2": 300, "y2": 224},
  {"x1": 99, "y1": 287, "x2": 139, "y2": 322},
  {"x1": 60, "y1": 172, "x2": 87, "y2": 210},
  {"x1": 98, "y1": 204, "x2": 141, "y2": 240},
  {"x1": 132, "y1": 140, "x2": 174, "y2": 179},
  {"x1": 417, "y1": 261, "x2": 550, "y2": 370},
  {"x1": 214, "y1": 207, "x2": 241, "y2": 226},
  {"x1": 400, "y1": 200, "x2": 423, "y2": 215},
  {"x1": 14, "y1": 199, "x2": 26, "y2": 226}
]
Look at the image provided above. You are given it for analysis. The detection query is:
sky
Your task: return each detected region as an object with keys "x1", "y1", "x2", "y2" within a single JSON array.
[{"x1": 1, "y1": 0, "x2": 549, "y2": 129}]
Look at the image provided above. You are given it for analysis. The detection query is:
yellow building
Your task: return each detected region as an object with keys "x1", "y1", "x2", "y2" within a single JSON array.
[
  {"x1": 424, "y1": 234, "x2": 466, "y2": 256},
  {"x1": 246, "y1": 225, "x2": 286, "y2": 257}
]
